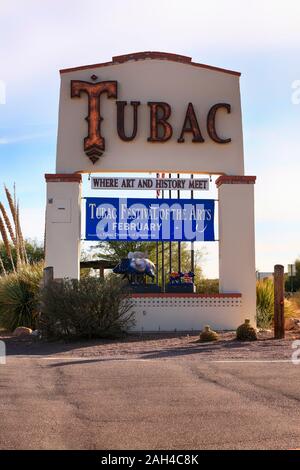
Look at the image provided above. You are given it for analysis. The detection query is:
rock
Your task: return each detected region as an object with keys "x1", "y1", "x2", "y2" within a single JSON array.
[
  {"x1": 285, "y1": 318, "x2": 300, "y2": 330},
  {"x1": 200, "y1": 325, "x2": 219, "y2": 342},
  {"x1": 13, "y1": 327, "x2": 32, "y2": 337},
  {"x1": 236, "y1": 319, "x2": 257, "y2": 341},
  {"x1": 31, "y1": 329, "x2": 40, "y2": 337}
]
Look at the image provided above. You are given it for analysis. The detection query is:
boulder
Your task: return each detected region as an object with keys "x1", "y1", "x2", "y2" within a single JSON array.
[
  {"x1": 13, "y1": 327, "x2": 33, "y2": 337},
  {"x1": 31, "y1": 329, "x2": 40, "y2": 337},
  {"x1": 199, "y1": 325, "x2": 219, "y2": 342},
  {"x1": 236, "y1": 319, "x2": 257, "y2": 341},
  {"x1": 285, "y1": 318, "x2": 300, "y2": 331}
]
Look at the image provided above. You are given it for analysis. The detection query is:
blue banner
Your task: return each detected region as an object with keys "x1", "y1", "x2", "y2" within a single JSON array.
[{"x1": 85, "y1": 197, "x2": 215, "y2": 242}]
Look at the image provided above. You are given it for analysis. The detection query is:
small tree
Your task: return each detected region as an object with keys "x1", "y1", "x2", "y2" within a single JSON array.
[
  {"x1": 285, "y1": 259, "x2": 300, "y2": 292},
  {"x1": 0, "y1": 240, "x2": 44, "y2": 275},
  {"x1": 95, "y1": 241, "x2": 157, "y2": 264},
  {"x1": 94, "y1": 240, "x2": 204, "y2": 285}
]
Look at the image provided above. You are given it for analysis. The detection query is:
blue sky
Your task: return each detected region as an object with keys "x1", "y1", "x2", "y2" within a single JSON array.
[{"x1": 0, "y1": 0, "x2": 299, "y2": 277}]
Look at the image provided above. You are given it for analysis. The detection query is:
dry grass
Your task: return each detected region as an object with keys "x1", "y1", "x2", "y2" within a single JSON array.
[
  {"x1": 0, "y1": 256, "x2": 6, "y2": 276},
  {"x1": 0, "y1": 215, "x2": 15, "y2": 271},
  {"x1": 16, "y1": 203, "x2": 27, "y2": 263},
  {"x1": 0, "y1": 202, "x2": 16, "y2": 245},
  {"x1": 288, "y1": 292, "x2": 300, "y2": 318}
]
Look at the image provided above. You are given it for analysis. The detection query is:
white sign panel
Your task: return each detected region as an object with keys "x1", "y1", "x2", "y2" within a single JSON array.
[{"x1": 91, "y1": 177, "x2": 209, "y2": 191}]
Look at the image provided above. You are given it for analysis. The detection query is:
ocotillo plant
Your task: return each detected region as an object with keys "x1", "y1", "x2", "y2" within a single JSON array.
[{"x1": 0, "y1": 185, "x2": 28, "y2": 273}]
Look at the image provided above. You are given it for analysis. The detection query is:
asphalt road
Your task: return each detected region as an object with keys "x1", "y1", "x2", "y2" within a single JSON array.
[{"x1": 1, "y1": 353, "x2": 300, "y2": 449}]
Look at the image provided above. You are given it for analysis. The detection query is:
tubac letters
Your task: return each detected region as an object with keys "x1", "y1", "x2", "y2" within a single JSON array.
[
  {"x1": 147, "y1": 102, "x2": 173, "y2": 142},
  {"x1": 71, "y1": 79, "x2": 232, "y2": 164},
  {"x1": 71, "y1": 80, "x2": 117, "y2": 163}
]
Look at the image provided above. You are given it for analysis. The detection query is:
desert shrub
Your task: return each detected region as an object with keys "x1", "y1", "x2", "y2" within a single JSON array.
[
  {"x1": 39, "y1": 275, "x2": 135, "y2": 339},
  {"x1": 0, "y1": 263, "x2": 43, "y2": 331},
  {"x1": 256, "y1": 279, "x2": 274, "y2": 328}
]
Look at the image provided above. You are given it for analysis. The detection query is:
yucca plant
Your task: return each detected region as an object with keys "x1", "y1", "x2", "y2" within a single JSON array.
[
  {"x1": 0, "y1": 263, "x2": 43, "y2": 331},
  {"x1": 256, "y1": 279, "x2": 274, "y2": 328},
  {"x1": 256, "y1": 278, "x2": 295, "y2": 328}
]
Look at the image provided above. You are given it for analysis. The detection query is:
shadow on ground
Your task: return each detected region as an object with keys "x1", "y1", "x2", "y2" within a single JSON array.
[
  {"x1": 1, "y1": 329, "x2": 294, "y2": 362},
  {"x1": 1, "y1": 331, "x2": 248, "y2": 357}
]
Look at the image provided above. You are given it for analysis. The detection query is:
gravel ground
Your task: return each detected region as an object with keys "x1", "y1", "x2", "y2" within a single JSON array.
[{"x1": 2, "y1": 329, "x2": 300, "y2": 361}]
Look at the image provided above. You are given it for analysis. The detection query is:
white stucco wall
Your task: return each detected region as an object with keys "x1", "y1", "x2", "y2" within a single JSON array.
[
  {"x1": 130, "y1": 294, "x2": 244, "y2": 331},
  {"x1": 218, "y1": 181, "x2": 256, "y2": 323},
  {"x1": 45, "y1": 179, "x2": 81, "y2": 279}
]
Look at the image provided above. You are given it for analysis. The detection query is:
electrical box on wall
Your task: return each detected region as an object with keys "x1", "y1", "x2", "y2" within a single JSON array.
[{"x1": 49, "y1": 198, "x2": 71, "y2": 223}]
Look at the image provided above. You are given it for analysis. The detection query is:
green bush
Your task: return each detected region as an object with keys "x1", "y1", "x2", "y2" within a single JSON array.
[
  {"x1": 285, "y1": 259, "x2": 300, "y2": 292},
  {"x1": 39, "y1": 275, "x2": 135, "y2": 339},
  {"x1": 0, "y1": 263, "x2": 43, "y2": 331}
]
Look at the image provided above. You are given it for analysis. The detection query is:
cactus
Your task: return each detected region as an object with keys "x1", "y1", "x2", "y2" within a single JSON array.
[
  {"x1": 236, "y1": 319, "x2": 257, "y2": 341},
  {"x1": 200, "y1": 325, "x2": 219, "y2": 342}
]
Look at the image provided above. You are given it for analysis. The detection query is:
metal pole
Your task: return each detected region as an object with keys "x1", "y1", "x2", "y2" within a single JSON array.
[
  {"x1": 177, "y1": 173, "x2": 181, "y2": 273},
  {"x1": 161, "y1": 180, "x2": 165, "y2": 292},
  {"x1": 274, "y1": 264, "x2": 285, "y2": 339},
  {"x1": 161, "y1": 241, "x2": 165, "y2": 292},
  {"x1": 169, "y1": 172, "x2": 172, "y2": 275},
  {"x1": 190, "y1": 174, "x2": 194, "y2": 273},
  {"x1": 156, "y1": 244, "x2": 159, "y2": 285},
  {"x1": 43, "y1": 266, "x2": 54, "y2": 287},
  {"x1": 156, "y1": 173, "x2": 159, "y2": 285}
]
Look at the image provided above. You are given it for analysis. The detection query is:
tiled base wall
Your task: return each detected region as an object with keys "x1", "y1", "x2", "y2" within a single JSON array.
[{"x1": 130, "y1": 295, "x2": 245, "y2": 331}]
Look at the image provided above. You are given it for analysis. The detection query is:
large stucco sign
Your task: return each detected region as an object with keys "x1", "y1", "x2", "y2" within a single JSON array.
[
  {"x1": 56, "y1": 51, "x2": 244, "y2": 175},
  {"x1": 45, "y1": 52, "x2": 256, "y2": 331}
]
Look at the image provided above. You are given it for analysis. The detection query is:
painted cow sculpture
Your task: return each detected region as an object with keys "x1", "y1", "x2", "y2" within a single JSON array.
[
  {"x1": 113, "y1": 252, "x2": 156, "y2": 285},
  {"x1": 169, "y1": 271, "x2": 195, "y2": 285}
]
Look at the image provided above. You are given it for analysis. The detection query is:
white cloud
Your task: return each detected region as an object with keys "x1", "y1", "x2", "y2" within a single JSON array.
[
  {"x1": 1, "y1": 0, "x2": 300, "y2": 84},
  {"x1": 243, "y1": 122, "x2": 300, "y2": 270},
  {"x1": 244, "y1": 123, "x2": 300, "y2": 223},
  {"x1": 0, "y1": 131, "x2": 53, "y2": 145},
  {"x1": 0, "y1": 80, "x2": 6, "y2": 104}
]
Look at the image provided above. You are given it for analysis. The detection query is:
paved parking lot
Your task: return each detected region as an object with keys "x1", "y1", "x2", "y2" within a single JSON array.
[{"x1": 1, "y1": 333, "x2": 300, "y2": 449}]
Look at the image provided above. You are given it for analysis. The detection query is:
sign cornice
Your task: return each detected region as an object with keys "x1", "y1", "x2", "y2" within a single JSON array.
[{"x1": 59, "y1": 51, "x2": 241, "y2": 77}]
